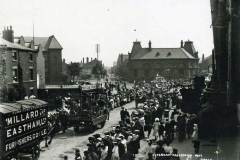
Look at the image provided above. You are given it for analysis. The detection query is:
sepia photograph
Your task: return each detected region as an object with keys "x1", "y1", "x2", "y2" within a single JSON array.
[{"x1": 0, "y1": 0, "x2": 239, "y2": 159}]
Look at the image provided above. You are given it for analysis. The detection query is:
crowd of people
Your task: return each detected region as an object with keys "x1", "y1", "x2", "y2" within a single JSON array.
[
  {"x1": 61, "y1": 77, "x2": 201, "y2": 160},
  {"x1": 45, "y1": 81, "x2": 135, "y2": 146}
]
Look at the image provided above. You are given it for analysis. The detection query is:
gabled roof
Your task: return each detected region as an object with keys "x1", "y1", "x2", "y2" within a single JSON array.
[
  {"x1": 23, "y1": 37, "x2": 49, "y2": 49},
  {"x1": 131, "y1": 48, "x2": 196, "y2": 60},
  {"x1": 17, "y1": 36, "x2": 63, "y2": 50},
  {"x1": 47, "y1": 36, "x2": 63, "y2": 49},
  {"x1": 0, "y1": 38, "x2": 34, "y2": 51}
]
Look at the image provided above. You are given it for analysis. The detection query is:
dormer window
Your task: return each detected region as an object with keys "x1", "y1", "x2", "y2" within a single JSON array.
[
  {"x1": 155, "y1": 52, "x2": 160, "y2": 57},
  {"x1": 167, "y1": 52, "x2": 171, "y2": 57}
]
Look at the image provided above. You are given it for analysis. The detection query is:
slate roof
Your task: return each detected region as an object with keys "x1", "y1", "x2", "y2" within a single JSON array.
[
  {"x1": 131, "y1": 48, "x2": 196, "y2": 60},
  {"x1": 23, "y1": 37, "x2": 49, "y2": 49},
  {"x1": 16, "y1": 36, "x2": 63, "y2": 50},
  {"x1": 0, "y1": 38, "x2": 34, "y2": 51}
]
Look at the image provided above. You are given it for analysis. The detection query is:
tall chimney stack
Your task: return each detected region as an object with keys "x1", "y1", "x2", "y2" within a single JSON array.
[{"x1": 2, "y1": 25, "x2": 14, "y2": 42}]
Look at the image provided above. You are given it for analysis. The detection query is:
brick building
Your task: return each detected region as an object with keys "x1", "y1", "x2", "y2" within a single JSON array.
[
  {"x1": 127, "y1": 40, "x2": 199, "y2": 81},
  {"x1": 0, "y1": 27, "x2": 37, "y2": 101},
  {"x1": 15, "y1": 35, "x2": 63, "y2": 85}
]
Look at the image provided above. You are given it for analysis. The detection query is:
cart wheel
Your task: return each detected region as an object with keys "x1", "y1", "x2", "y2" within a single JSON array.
[{"x1": 32, "y1": 145, "x2": 40, "y2": 160}]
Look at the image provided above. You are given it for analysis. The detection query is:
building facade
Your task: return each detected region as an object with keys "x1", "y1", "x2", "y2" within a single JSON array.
[
  {"x1": 0, "y1": 27, "x2": 37, "y2": 102},
  {"x1": 115, "y1": 54, "x2": 129, "y2": 80},
  {"x1": 127, "y1": 40, "x2": 199, "y2": 81},
  {"x1": 199, "y1": 54, "x2": 213, "y2": 75},
  {"x1": 15, "y1": 35, "x2": 63, "y2": 86}
]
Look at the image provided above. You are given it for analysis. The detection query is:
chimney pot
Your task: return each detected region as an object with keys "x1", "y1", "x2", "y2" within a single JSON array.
[
  {"x1": 148, "y1": 40, "x2": 152, "y2": 51},
  {"x1": 181, "y1": 40, "x2": 184, "y2": 48}
]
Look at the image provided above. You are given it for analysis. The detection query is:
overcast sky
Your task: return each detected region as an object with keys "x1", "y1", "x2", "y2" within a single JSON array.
[{"x1": 0, "y1": 0, "x2": 213, "y2": 66}]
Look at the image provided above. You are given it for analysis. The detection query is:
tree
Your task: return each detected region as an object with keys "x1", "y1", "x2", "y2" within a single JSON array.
[
  {"x1": 68, "y1": 62, "x2": 81, "y2": 82},
  {"x1": 92, "y1": 62, "x2": 106, "y2": 79}
]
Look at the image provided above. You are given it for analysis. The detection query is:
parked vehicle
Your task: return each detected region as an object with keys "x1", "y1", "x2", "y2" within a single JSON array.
[
  {"x1": 68, "y1": 87, "x2": 109, "y2": 133},
  {"x1": 0, "y1": 99, "x2": 48, "y2": 160}
]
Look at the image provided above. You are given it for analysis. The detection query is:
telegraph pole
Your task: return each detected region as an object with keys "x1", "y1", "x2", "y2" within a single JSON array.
[
  {"x1": 227, "y1": 0, "x2": 232, "y2": 107},
  {"x1": 96, "y1": 44, "x2": 100, "y2": 88},
  {"x1": 96, "y1": 44, "x2": 100, "y2": 60}
]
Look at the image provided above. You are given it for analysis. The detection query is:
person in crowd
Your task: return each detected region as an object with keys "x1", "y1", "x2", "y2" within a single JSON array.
[
  {"x1": 163, "y1": 141, "x2": 173, "y2": 154},
  {"x1": 124, "y1": 109, "x2": 130, "y2": 120},
  {"x1": 145, "y1": 110, "x2": 153, "y2": 138},
  {"x1": 138, "y1": 114, "x2": 146, "y2": 139},
  {"x1": 63, "y1": 155, "x2": 68, "y2": 160},
  {"x1": 144, "y1": 139, "x2": 154, "y2": 160},
  {"x1": 104, "y1": 105, "x2": 110, "y2": 120},
  {"x1": 111, "y1": 141, "x2": 120, "y2": 160},
  {"x1": 47, "y1": 118, "x2": 60, "y2": 145},
  {"x1": 75, "y1": 149, "x2": 82, "y2": 160},
  {"x1": 117, "y1": 137, "x2": 125, "y2": 159},
  {"x1": 120, "y1": 107, "x2": 125, "y2": 122},
  {"x1": 99, "y1": 143, "x2": 108, "y2": 160},
  {"x1": 192, "y1": 124, "x2": 200, "y2": 154},
  {"x1": 155, "y1": 140, "x2": 167, "y2": 160},
  {"x1": 152, "y1": 118, "x2": 161, "y2": 141},
  {"x1": 120, "y1": 150, "x2": 134, "y2": 160}
]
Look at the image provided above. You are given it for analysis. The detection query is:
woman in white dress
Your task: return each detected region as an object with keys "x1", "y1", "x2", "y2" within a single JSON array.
[
  {"x1": 152, "y1": 118, "x2": 160, "y2": 141},
  {"x1": 111, "y1": 141, "x2": 119, "y2": 160}
]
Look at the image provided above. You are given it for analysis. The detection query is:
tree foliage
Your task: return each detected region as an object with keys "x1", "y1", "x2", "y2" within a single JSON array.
[
  {"x1": 68, "y1": 62, "x2": 81, "y2": 82},
  {"x1": 92, "y1": 62, "x2": 107, "y2": 78}
]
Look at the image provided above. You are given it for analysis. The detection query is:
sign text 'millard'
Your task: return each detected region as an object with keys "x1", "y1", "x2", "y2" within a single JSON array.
[{"x1": 5, "y1": 108, "x2": 47, "y2": 126}]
